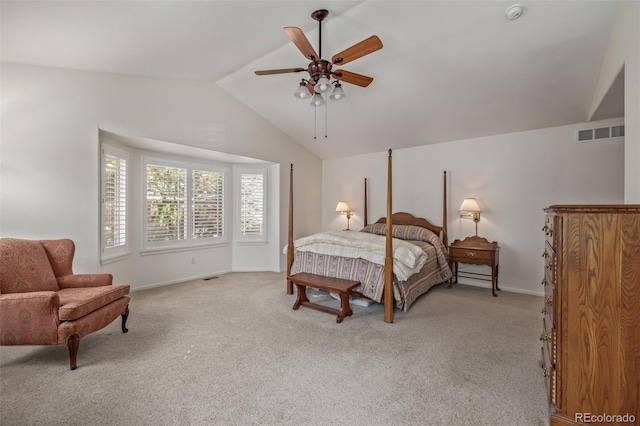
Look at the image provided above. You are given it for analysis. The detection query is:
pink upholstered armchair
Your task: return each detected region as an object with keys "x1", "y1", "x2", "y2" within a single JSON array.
[{"x1": 0, "y1": 238, "x2": 130, "y2": 369}]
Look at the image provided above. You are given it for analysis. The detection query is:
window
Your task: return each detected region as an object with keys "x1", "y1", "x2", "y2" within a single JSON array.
[
  {"x1": 145, "y1": 161, "x2": 187, "y2": 243},
  {"x1": 192, "y1": 168, "x2": 225, "y2": 239},
  {"x1": 101, "y1": 144, "x2": 129, "y2": 262},
  {"x1": 238, "y1": 167, "x2": 267, "y2": 243},
  {"x1": 144, "y1": 158, "x2": 227, "y2": 250}
]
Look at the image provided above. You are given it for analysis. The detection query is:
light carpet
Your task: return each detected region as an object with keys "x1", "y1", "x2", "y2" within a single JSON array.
[{"x1": 0, "y1": 272, "x2": 549, "y2": 425}]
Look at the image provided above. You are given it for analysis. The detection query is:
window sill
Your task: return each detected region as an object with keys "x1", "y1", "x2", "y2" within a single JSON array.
[
  {"x1": 140, "y1": 242, "x2": 229, "y2": 256},
  {"x1": 236, "y1": 240, "x2": 268, "y2": 246}
]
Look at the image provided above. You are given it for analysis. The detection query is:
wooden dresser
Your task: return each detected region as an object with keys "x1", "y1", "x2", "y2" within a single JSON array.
[{"x1": 541, "y1": 205, "x2": 640, "y2": 426}]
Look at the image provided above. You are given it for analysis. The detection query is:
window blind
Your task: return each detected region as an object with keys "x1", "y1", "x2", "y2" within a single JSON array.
[
  {"x1": 192, "y1": 169, "x2": 225, "y2": 239},
  {"x1": 240, "y1": 172, "x2": 265, "y2": 238},
  {"x1": 146, "y1": 164, "x2": 187, "y2": 242},
  {"x1": 103, "y1": 152, "x2": 127, "y2": 249}
]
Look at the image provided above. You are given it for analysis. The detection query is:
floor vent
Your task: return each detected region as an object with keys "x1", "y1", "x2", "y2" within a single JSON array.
[
  {"x1": 576, "y1": 124, "x2": 624, "y2": 143},
  {"x1": 203, "y1": 276, "x2": 219, "y2": 281}
]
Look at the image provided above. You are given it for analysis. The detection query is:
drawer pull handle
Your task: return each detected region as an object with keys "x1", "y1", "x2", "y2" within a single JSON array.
[
  {"x1": 466, "y1": 251, "x2": 475, "y2": 257},
  {"x1": 545, "y1": 261, "x2": 554, "y2": 270},
  {"x1": 541, "y1": 278, "x2": 548, "y2": 286},
  {"x1": 540, "y1": 333, "x2": 551, "y2": 342},
  {"x1": 545, "y1": 296, "x2": 553, "y2": 306},
  {"x1": 541, "y1": 306, "x2": 547, "y2": 315},
  {"x1": 542, "y1": 368, "x2": 550, "y2": 378},
  {"x1": 542, "y1": 250, "x2": 549, "y2": 259}
]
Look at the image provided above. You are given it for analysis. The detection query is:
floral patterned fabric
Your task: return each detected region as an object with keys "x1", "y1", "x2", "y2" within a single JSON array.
[
  {"x1": 0, "y1": 291, "x2": 61, "y2": 345},
  {"x1": 57, "y1": 296, "x2": 129, "y2": 343},
  {"x1": 0, "y1": 239, "x2": 60, "y2": 294},
  {"x1": 0, "y1": 238, "x2": 130, "y2": 351},
  {"x1": 58, "y1": 285, "x2": 130, "y2": 321},
  {"x1": 40, "y1": 239, "x2": 75, "y2": 278}
]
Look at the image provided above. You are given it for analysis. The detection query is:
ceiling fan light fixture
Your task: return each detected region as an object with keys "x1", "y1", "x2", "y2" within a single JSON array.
[
  {"x1": 310, "y1": 92, "x2": 325, "y2": 107},
  {"x1": 293, "y1": 81, "x2": 310, "y2": 99},
  {"x1": 329, "y1": 83, "x2": 345, "y2": 101},
  {"x1": 315, "y1": 76, "x2": 331, "y2": 93}
]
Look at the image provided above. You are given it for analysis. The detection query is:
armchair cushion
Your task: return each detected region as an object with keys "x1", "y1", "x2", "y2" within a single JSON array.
[
  {"x1": 58, "y1": 284, "x2": 130, "y2": 321},
  {"x1": 0, "y1": 239, "x2": 59, "y2": 293}
]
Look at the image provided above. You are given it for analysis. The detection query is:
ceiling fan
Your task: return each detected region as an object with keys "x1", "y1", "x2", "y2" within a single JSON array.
[{"x1": 254, "y1": 9, "x2": 383, "y2": 99}]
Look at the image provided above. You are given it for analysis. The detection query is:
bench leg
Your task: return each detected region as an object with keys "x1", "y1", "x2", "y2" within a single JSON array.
[
  {"x1": 336, "y1": 291, "x2": 353, "y2": 323},
  {"x1": 293, "y1": 283, "x2": 308, "y2": 310}
]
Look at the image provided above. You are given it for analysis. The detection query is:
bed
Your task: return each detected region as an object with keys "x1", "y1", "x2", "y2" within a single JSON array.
[{"x1": 286, "y1": 150, "x2": 452, "y2": 323}]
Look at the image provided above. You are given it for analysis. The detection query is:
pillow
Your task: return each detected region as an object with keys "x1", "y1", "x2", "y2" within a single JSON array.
[{"x1": 360, "y1": 223, "x2": 438, "y2": 243}]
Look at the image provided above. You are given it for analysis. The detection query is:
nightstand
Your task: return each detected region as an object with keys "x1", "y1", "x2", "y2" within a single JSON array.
[{"x1": 448, "y1": 236, "x2": 500, "y2": 296}]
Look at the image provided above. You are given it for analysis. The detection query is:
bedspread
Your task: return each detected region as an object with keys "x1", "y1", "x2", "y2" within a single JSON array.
[{"x1": 289, "y1": 230, "x2": 427, "y2": 281}]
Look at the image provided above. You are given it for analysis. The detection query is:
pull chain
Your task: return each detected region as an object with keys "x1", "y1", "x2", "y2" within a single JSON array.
[{"x1": 324, "y1": 97, "x2": 328, "y2": 138}]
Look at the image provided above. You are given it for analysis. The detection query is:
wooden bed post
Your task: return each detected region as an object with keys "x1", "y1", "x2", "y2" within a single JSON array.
[
  {"x1": 384, "y1": 149, "x2": 394, "y2": 323},
  {"x1": 364, "y1": 178, "x2": 368, "y2": 227},
  {"x1": 443, "y1": 170, "x2": 448, "y2": 247},
  {"x1": 286, "y1": 163, "x2": 294, "y2": 294}
]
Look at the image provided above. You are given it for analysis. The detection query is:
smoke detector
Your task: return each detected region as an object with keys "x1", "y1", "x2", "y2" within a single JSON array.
[{"x1": 505, "y1": 4, "x2": 524, "y2": 20}]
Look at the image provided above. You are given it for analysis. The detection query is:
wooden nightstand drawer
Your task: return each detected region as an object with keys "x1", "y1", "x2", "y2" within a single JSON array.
[{"x1": 449, "y1": 246, "x2": 492, "y2": 262}]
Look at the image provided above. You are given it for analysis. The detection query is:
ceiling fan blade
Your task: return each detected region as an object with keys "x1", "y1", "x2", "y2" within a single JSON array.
[
  {"x1": 332, "y1": 70, "x2": 374, "y2": 88},
  {"x1": 283, "y1": 27, "x2": 319, "y2": 60},
  {"x1": 331, "y1": 35, "x2": 383, "y2": 66},
  {"x1": 255, "y1": 68, "x2": 306, "y2": 76}
]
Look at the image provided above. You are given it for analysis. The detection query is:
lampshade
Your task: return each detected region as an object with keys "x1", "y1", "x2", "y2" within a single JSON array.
[
  {"x1": 315, "y1": 76, "x2": 331, "y2": 93},
  {"x1": 459, "y1": 198, "x2": 481, "y2": 212},
  {"x1": 329, "y1": 83, "x2": 345, "y2": 101},
  {"x1": 310, "y1": 92, "x2": 325, "y2": 107},
  {"x1": 335, "y1": 201, "x2": 350, "y2": 212},
  {"x1": 293, "y1": 81, "x2": 310, "y2": 99}
]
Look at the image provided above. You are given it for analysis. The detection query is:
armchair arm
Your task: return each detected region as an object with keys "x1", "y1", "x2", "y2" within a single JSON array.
[
  {"x1": 58, "y1": 273, "x2": 113, "y2": 288},
  {"x1": 0, "y1": 292, "x2": 61, "y2": 345}
]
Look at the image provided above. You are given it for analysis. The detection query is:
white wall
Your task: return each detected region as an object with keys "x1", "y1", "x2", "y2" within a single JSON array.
[
  {"x1": 0, "y1": 63, "x2": 322, "y2": 289},
  {"x1": 591, "y1": 1, "x2": 640, "y2": 202},
  {"x1": 323, "y1": 119, "x2": 624, "y2": 296},
  {"x1": 623, "y1": 1, "x2": 640, "y2": 202}
]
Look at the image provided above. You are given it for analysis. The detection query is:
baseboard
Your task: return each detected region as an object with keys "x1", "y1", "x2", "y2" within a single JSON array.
[
  {"x1": 231, "y1": 267, "x2": 282, "y2": 273},
  {"x1": 130, "y1": 269, "x2": 232, "y2": 292},
  {"x1": 454, "y1": 281, "x2": 544, "y2": 297}
]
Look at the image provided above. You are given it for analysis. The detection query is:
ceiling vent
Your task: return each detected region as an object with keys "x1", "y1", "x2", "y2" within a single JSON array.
[{"x1": 576, "y1": 124, "x2": 624, "y2": 143}]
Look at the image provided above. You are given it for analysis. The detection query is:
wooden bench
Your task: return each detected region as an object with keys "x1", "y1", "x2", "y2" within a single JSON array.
[{"x1": 287, "y1": 273, "x2": 360, "y2": 323}]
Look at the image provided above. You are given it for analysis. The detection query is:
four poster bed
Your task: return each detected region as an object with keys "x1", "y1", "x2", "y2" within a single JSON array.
[{"x1": 286, "y1": 150, "x2": 452, "y2": 323}]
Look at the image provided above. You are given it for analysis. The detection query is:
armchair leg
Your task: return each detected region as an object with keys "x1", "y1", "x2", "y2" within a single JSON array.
[
  {"x1": 121, "y1": 304, "x2": 129, "y2": 333},
  {"x1": 67, "y1": 333, "x2": 80, "y2": 370}
]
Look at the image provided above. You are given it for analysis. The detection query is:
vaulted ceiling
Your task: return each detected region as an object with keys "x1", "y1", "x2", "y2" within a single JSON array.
[{"x1": 1, "y1": 1, "x2": 624, "y2": 159}]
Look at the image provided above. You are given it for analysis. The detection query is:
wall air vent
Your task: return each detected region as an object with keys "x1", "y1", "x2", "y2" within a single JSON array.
[{"x1": 576, "y1": 124, "x2": 624, "y2": 143}]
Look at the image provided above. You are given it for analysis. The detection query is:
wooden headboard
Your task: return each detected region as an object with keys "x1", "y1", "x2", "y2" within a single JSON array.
[{"x1": 374, "y1": 212, "x2": 448, "y2": 247}]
